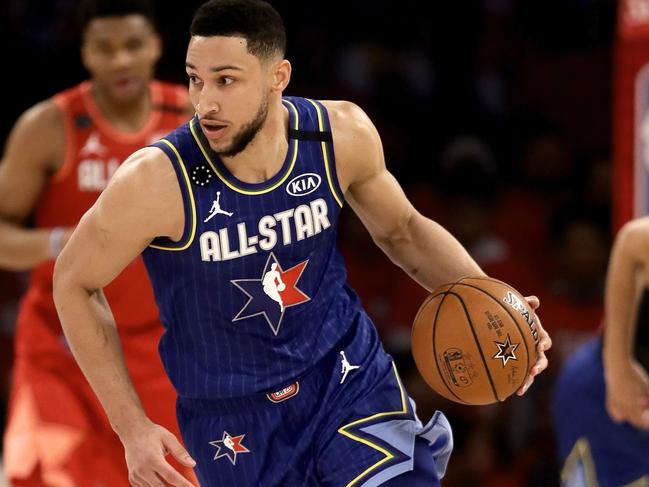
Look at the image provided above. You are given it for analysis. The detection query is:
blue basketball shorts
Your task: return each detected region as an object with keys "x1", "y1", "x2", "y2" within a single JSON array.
[
  {"x1": 176, "y1": 340, "x2": 453, "y2": 486},
  {"x1": 552, "y1": 337, "x2": 649, "y2": 487}
]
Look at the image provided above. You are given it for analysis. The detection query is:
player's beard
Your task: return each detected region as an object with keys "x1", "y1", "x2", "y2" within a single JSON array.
[{"x1": 217, "y1": 96, "x2": 269, "y2": 158}]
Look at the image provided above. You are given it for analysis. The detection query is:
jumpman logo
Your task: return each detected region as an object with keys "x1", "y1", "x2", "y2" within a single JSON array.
[
  {"x1": 204, "y1": 191, "x2": 233, "y2": 223},
  {"x1": 262, "y1": 263, "x2": 286, "y2": 312},
  {"x1": 339, "y1": 351, "x2": 361, "y2": 384}
]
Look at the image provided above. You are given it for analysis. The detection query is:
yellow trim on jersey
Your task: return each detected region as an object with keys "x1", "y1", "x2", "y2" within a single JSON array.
[
  {"x1": 338, "y1": 362, "x2": 408, "y2": 487},
  {"x1": 561, "y1": 438, "x2": 599, "y2": 487},
  {"x1": 189, "y1": 102, "x2": 299, "y2": 195},
  {"x1": 624, "y1": 478, "x2": 649, "y2": 487},
  {"x1": 149, "y1": 139, "x2": 197, "y2": 251},
  {"x1": 562, "y1": 437, "x2": 649, "y2": 487},
  {"x1": 306, "y1": 98, "x2": 344, "y2": 208}
]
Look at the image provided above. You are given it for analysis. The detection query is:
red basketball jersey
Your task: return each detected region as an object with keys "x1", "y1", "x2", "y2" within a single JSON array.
[{"x1": 16, "y1": 80, "x2": 188, "y2": 362}]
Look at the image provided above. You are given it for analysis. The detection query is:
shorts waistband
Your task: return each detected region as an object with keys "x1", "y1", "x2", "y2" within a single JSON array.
[
  {"x1": 177, "y1": 345, "x2": 341, "y2": 413},
  {"x1": 177, "y1": 317, "x2": 379, "y2": 413}
]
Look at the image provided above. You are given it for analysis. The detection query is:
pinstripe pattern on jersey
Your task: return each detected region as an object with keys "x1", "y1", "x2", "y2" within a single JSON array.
[{"x1": 141, "y1": 97, "x2": 357, "y2": 399}]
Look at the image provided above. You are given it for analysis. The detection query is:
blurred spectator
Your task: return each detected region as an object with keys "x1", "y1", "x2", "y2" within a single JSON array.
[{"x1": 537, "y1": 206, "x2": 608, "y2": 364}]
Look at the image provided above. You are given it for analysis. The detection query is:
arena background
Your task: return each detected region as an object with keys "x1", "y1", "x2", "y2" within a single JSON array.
[{"x1": 0, "y1": 1, "x2": 623, "y2": 485}]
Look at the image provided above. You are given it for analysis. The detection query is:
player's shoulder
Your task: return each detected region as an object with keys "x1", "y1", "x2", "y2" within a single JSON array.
[
  {"x1": 93, "y1": 146, "x2": 182, "y2": 240},
  {"x1": 15, "y1": 98, "x2": 63, "y2": 134},
  {"x1": 320, "y1": 100, "x2": 374, "y2": 134},
  {"x1": 114, "y1": 146, "x2": 175, "y2": 186},
  {"x1": 319, "y1": 100, "x2": 380, "y2": 153},
  {"x1": 4, "y1": 98, "x2": 65, "y2": 170},
  {"x1": 619, "y1": 217, "x2": 649, "y2": 237},
  {"x1": 318, "y1": 100, "x2": 383, "y2": 186},
  {"x1": 616, "y1": 217, "x2": 649, "y2": 255}
]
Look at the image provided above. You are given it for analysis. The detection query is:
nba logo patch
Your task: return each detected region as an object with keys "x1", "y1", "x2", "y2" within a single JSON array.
[
  {"x1": 231, "y1": 252, "x2": 310, "y2": 335},
  {"x1": 209, "y1": 431, "x2": 250, "y2": 465}
]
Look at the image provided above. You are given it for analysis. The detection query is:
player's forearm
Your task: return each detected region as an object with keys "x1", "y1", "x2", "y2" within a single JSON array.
[
  {"x1": 379, "y1": 212, "x2": 485, "y2": 292},
  {"x1": 0, "y1": 219, "x2": 58, "y2": 270},
  {"x1": 603, "y1": 232, "x2": 639, "y2": 371},
  {"x1": 52, "y1": 275, "x2": 149, "y2": 439}
]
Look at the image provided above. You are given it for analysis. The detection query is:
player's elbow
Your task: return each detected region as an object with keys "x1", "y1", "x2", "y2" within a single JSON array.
[
  {"x1": 52, "y1": 252, "x2": 82, "y2": 314},
  {"x1": 374, "y1": 210, "x2": 418, "y2": 267}
]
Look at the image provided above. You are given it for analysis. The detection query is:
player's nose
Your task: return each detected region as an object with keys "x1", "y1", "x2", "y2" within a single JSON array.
[{"x1": 196, "y1": 86, "x2": 221, "y2": 117}]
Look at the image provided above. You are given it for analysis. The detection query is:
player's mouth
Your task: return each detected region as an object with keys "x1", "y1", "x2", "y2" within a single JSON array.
[{"x1": 200, "y1": 120, "x2": 228, "y2": 140}]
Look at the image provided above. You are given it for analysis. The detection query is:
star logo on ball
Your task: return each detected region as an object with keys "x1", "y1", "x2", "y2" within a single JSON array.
[
  {"x1": 492, "y1": 334, "x2": 519, "y2": 366},
  {"x1": 209, "y1": 431, "x2": 250, "y2": 465},
  {"x1": 231, "y1": 252, "x2": 310, "y2": 335}
]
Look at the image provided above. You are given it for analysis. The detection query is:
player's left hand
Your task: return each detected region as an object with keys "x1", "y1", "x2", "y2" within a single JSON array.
[{"x1": 516, "y1": 295, "x2": 552, "y2": 396}]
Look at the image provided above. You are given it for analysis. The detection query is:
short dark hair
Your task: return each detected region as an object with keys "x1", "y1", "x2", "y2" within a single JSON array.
[
  {"x1": 190, "y1": 0, "x2": 286, "y2": 60},
  {"x1": 78, "y1": 0, "x2": 156, "y2": 33}
]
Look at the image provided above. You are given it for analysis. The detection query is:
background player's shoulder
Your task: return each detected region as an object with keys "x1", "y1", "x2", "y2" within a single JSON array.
[
  {"x1": 4, "y1": 97, "x2": 65, "y2": 173},
  {"x1": 19, "y1": 97, "x2": 64, "y2": 132}
]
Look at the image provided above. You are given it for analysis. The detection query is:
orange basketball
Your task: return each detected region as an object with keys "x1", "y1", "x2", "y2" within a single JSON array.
[{"x1": 411, "y1": 276, "x2": 539, "y2": 405}]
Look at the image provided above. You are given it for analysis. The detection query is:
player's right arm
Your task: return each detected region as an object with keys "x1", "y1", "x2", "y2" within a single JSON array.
[
  {"x1": 603, "y1": 217, "x2": 649, "y2": 430},
  {"x1": 0, "y1": 100, "x2": 74, "y2": 270},
  {"x1": 53, "y1": 147, "x2": 196, "y2": 486}
]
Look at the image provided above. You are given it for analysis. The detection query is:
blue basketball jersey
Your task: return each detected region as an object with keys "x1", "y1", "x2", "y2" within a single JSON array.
[{"x1": 142, "y1": 97, "x2": 378, "y2": 399}]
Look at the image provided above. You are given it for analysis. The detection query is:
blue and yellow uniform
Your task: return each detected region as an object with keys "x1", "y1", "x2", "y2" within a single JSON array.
[
  {"x1": 141, "y1": 97, "x2": 453, "y2": 486},
  {"x1": 552, "y1": 291, "x2": 649, "y2": 487}
]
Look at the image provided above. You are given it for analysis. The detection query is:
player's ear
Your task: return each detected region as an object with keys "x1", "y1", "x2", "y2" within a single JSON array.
[{"x1": 270, "y1": 59, "x2": 291, "y2": 93}]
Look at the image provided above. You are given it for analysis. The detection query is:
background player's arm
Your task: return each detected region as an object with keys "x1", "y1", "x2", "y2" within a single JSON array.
[
  {"x1": 0, "y1": 100, "x2": 73, "y2": 270},
  {"x1": 53, "y1": 147, "x2": 195, "y2": 486},
  {"x1": 327, "y1": 100, "x2": 550, "y2": 393},
  {"x1": 603, "y1": 217, "x2": 649, "y2": 429}
]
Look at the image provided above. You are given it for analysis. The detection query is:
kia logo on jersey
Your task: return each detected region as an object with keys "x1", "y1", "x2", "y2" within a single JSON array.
[{"x1": 286, "y1": 173, "x2": 321, "y2": 196}]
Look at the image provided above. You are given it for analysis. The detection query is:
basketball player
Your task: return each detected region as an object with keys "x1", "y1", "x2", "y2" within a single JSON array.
[
  {"x1": 53, "y1": 1, "x2": 552, "y2": 485},
  {"x1": 553, "y1": 217, "x2": 649, "y2": 487},
  {"x1": 0, "y1": 1, "x2": 195, "y2": 485}
]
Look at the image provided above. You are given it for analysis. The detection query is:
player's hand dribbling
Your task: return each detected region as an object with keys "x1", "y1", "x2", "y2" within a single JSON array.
[
  {"x1": 516, "y1": 296, "x2": 552, "y2": 396},
  {"x1": 121, "y1": 419, "x2": 196, "y2": 487},
  {"x1": 605, "y1": 359, "x2": 649, "y2": 430}
]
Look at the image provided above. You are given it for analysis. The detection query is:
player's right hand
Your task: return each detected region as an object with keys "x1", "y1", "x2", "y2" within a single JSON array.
[
  {"x1": 605, "y1": 358, "x2": 649, "y2": 430},
  {"x1": 121, "y1": 419, "x2": 196, "y2": 487}
]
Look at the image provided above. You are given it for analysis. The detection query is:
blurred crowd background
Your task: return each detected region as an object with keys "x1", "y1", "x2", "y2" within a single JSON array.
[{"x1": 0, "y1": 1, "x2": 617, "y2": 486}]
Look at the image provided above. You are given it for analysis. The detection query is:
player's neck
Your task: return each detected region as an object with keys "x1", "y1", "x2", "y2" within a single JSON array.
[
  {"x1": 90, "y1": 82, "x2": 152, "y2": 133},
  {"x1": 220, "y1": 100, "x2": 289, "y2": 184}
]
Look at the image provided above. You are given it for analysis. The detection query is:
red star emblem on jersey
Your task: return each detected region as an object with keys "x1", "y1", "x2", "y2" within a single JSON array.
[
  {"x1": 231, "y1": 252, "x2": 310, "y2": 335},
  {"x1": 209, "y1": 431, "x2": 250, "y2": 465}
]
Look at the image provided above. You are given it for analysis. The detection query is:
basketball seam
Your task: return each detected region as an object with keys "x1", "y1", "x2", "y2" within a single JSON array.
[
  {"x1": 454, "y1": 282, "x2": 533, "y2": 381},
  {"x1": 430, "y1": 291, "x2": 469, "y2": 404},
  {"x1": 449, "y1": 291, "x2": 501, "y2": 402}
]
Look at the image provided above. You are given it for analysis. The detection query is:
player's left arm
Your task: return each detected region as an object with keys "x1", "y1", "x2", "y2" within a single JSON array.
[{"x1": 326, "y1": 100, "x2": 551, "y2": 393}]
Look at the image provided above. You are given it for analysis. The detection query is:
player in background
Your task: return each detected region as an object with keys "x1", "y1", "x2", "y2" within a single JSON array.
[
  {"x1": 0, "y1": 0, "x2": 195, "y2": 485},
  {"x1": 553, "y1": 217, "x2": 649, "y2": 486},
  {"x1": 53, "y1": 0, "x2": 552, "y2": 485}
]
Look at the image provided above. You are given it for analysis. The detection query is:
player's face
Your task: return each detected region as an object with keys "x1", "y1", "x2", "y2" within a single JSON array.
[
  {"x1": 186, "y1": 35, "x2": 279, "y2": 157},
  {"x1": 81, "y1": 15, "x2": 161, "y2": 104}
]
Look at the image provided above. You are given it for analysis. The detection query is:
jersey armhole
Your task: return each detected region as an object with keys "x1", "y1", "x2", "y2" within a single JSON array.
[
  {"x1": 50, "y1": 95, "x2": 76, "y2": 184},
  {"x1": 149, "y1": 139, "x2": 197, "y2": 251},
  {"x1": 305, "y1": 99, "x2": 344, "y2": 208}
]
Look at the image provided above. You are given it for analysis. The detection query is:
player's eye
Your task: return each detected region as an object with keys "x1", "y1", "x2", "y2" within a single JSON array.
[{"x1": 219, "y1": 76, "x2": 234, "y2": 86}]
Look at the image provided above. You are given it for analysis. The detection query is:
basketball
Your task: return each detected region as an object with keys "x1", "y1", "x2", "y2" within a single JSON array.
[
  {"x1": 411, "y1": 276, "x2": 540, "y2": 405},
  {"x1": 278, "y1": 283, "x2": 286, "y2": 291}
]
